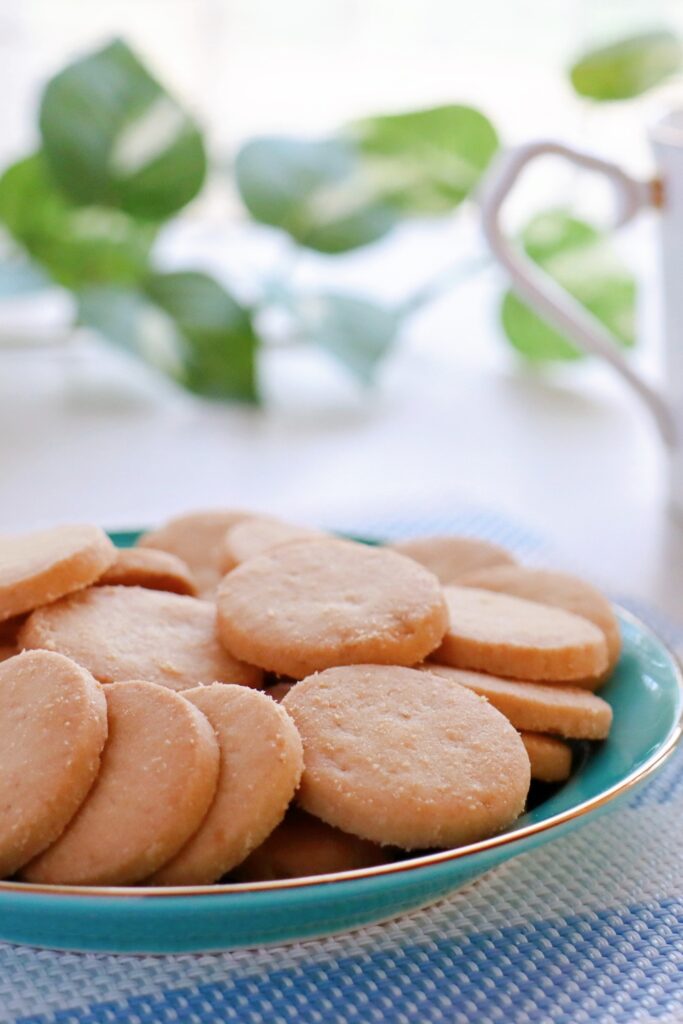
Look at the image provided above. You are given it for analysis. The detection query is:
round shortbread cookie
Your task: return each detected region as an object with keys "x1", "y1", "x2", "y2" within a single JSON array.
[
  {"x1": 457, "y1": 566, "x2": 621, "y2": 682},
  {"x1": 150, "y1": 684, "x2": 303, "y2": 886},
  {"x1": 424, "y1": 664, "x2": 613, "y2": 740},
  {"x1": 233, "y1": 809, "x2": 390, "y2": 882},
  {"x1": 23, "y1": 681, "x2": 220, "y2": 885},
  {"x1": 97, "y1": 548, "x2": 197, "y2": 596},
  {"x1": 0, "y1": 650, "x2": 107, "y2": 878},
  {"x1": 435, "y1": 586, "x2": 608, "y2": 682},
  {"x1": 0, "y1": 525, "x2": 116, "y2": 622},
  {"x1": 391, "y1": 535, "x2": 515, "y2": 585},
  {"x1": 216, "y1": 539, "x2": 449, "y2": 679},
  {"x1": 19, "y1": 586, "x2": 262, "y2": 691},
  {"x1": 137, "y1": 509, "x2": 253, "y2": 596},
  {"x1": 520, "y1": 732, "x2": 573, "y2": 783},
  {"x1": 219, "y1": 518, "x2": 326, "y2": 574},
  {"x1": 282, "y1": 665, "x2": 530, "y2": 849}
]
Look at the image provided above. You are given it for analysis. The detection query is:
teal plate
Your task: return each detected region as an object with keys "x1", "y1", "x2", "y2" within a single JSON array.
[{"x1": 0, "y1": 530, "x2": 680, "y2": 953}]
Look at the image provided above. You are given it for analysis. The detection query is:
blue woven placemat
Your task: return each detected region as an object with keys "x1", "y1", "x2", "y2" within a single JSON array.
[{"x1": 3, "y1": 505, "x2": 682, "y2": 1024}]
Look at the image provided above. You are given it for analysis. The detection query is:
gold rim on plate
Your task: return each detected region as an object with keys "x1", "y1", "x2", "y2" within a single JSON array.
[{"x1": 2, "y1": 608, "x2": 681, "y2": 900}]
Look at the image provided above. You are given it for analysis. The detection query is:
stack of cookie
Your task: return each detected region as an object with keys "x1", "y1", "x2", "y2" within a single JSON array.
[{"x1": 0, "y1": 511, "x2": 615, "y2": 887}]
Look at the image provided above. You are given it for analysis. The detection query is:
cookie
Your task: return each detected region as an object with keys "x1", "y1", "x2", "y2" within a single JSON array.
[
  {"x1": 267, "y1": 681, "x2": 295, "y2": 702},
  {"x1": 19, "y1": 585, "x2": 262, "y2": 691},
  {"x1": 425, "y1": 664, "x2": 613, "y2": 740},
  {"x1": 97, "y1": 548, "x2": 197, "y2": 596},
  {"x1": 0, "y1": 525, "x2": 116, "y2": 622},
  {"x1": 23, "y1": 681, "x2": 220, "y2": 885},
  {"x1": 150, "y1": 684, "x2": 303, "y2": 885},
  {"x1": 521, "y1": 732, "x2": 572, "y2": 783},
  {"x1": 458, "y1": 565, "x2": 621, "y2": 682},
  {"x1": 434, "y1": 586, "x2": 608, "y2": 682},
  {"x1": 233, "y1": 809, "x2": 390, "y2": 882},
  {"x1": 138, "y1": 509, "x2": 253, "y2": 595},
  {"x1": 219, "y1": 518, "x2": 326, "y2": 573},
  {"x1": 0, "y1": 650, "x2": 107, "y2": 878},
  {"x1": 217, "y1": 539, "x2": 449, "y2": 679},
  {"x1": 391, "y1": 535, "x2": 515, "y2": 585},
  {"x1": 282, "y1": 665, "x2": 530, "y2": 849}
]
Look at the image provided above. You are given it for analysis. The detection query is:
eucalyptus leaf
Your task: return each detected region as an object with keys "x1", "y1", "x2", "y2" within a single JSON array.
[
  {"x1": 501, "y1": 210, "x2": 636, "y2": 361},
  {"x1": 290, "y1": 292, "x2": 400, "y2": 383},
  {"x1": 351, "y1": 105, "x2": 499, "y2": 214},
  {"x1": 40, "y1": 38, "x2": 207, "y2": 218},
  {"x1": 235, "y1": 136, "x2": 397, "y2": 253},
  {"x1": 144, "y1": 271, "x2": 259, "y2": 402},
  {"x1": 570, "y1": 29, "x2": 682, "y2": 101},
  {"x1": 0, "y1": 153, "x2": 156, "y2": 289}
]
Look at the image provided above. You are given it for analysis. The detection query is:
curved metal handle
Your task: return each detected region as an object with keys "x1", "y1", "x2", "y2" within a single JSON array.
[{"x1": 480, "y1": 140, "x2": 677, "y2": 448}]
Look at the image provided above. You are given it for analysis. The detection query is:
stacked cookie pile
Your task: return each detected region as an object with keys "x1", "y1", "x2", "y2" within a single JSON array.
[{"x1": 0, "y1": 511, "x2": 615, "y2": 887}]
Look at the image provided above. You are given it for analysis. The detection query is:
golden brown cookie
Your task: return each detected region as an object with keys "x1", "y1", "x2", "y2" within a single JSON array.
[
  {"x1": 97, "y1": 548, "x2": 197, "y2": 596},
  {"x1": 521, "y1": 732, "x2": 573, "y2": 783},
  {"x1": 137, "y1": 509, "x2": 253, "y2": 596},
  {"x1": 150, "y1": 684, "x2": 303, "y2": 886},
  {"x1": 0, "y1": 525, "x2": 116, "y2": 622},
  {"x1": 219, "y1": 518, "x2": 326, "y2": 574},
  {"x1": 216, "y1": 539, "x2": 448, "y2": 679},
  {"x1": 434, "y1": 586, "x2": 608, "y2": 683},
  {"x1": 23, "y1": 681, "x2": 220, "y2": 885},
  {"x1": 425, "y1": 664, "x2": 613, "y2": 740},
  {"x1": 282, "y1": 665, "x2": 530, "y2": 849},
  {"x1": 391, "y1": 535, "x2": 516, "y2": 585},
  {"x1": 233, "y1": 809, "x2": 391, "y2": 882},
  {"x1": 19, "y1": 585, "x2": 262, "y2": 691},
  {"x1": 457, "y1": 566, "x2": 620, "y2": 683},
  {"x1": 0, "y1": 650, "x2": 108, "y2": 878}
]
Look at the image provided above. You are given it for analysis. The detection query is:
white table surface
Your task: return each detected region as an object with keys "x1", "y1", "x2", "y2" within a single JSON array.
[{"x1": 1, "y1": 217, "x2": 681, "y2": 620}]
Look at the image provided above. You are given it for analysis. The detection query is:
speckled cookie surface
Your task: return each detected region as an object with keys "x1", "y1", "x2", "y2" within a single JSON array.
[
  {"x1": 391, "y1": 535, "x2": 515, "y2": 585},
  {"x1": 137, "y1": 509, "x2": 252, "y2": 595},
  {"x1": 23, "y1": 681, "x2": 220, "y2": 886},
  {"x1": 19, "y1": 585, "x2": 262, "y2": 691},
  {"x1": 233, "y1": 809, "x2": 390, "y2": 882},
  {"x1": 457, "y1": 566, "x2": 620, "y2": 683},
  {"x1": 150, "y1": 684, "x2": 303, "y2": 886},
  {"x1": 434, "y1": 586, "x2": 608, "y2": 682},
  {"x1": 97, "y1": 548, "x2": 197, "y2": 596},
  {"x1": 219, "y1": 518, "x2": 326, "y2": 573},
  {"x1": 282, "y1": 665, "x2": 530, "y2": 849},
  {"x1": 0, "y1": 525, "x2": 116, "y2": 622},
  {"x1": 216, "y1": 539, "x2": 449, "y2": 679},
  {"x1": 425, "y1": 664, "x2": 613, "y2": 740},
  {"x1": 0, "y1": 650, "x2": 108, "y2": 878}
]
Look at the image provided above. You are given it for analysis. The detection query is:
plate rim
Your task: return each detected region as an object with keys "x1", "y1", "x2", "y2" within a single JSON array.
[{"x1": 2, "y1": 609, "x2": 680, "y2": 902}]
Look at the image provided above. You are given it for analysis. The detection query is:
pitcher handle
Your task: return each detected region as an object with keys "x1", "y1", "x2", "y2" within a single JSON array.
[{"x1": 480, "y1": 140, "x2": 676, "y2": 448}]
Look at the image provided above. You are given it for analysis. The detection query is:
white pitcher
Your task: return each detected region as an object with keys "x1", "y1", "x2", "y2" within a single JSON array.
[{"x1": 480, "y1": 110, "x2": 683, "y2": 517}]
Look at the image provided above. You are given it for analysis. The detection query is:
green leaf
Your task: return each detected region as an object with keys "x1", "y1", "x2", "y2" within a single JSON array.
[
  {"x1": 40, "y1": 38, "x2": 207, "y2": 218},
  {"x1": 144, "y1": 272, "x2": 259, "y2": 402},
  {"x1": 79, "y1": 272, "x2": 260, "y2": 402},
  {"x1": 570, "y1": 29, "x2": 682, "y2": 101},
  {"x1": 500, "y1": 210, "x2": 636, "y2": 361},
  {"x1": 235, "y1": 137, "x2": 397, "y2": 253},
  {"x1": 0, "y1": 153, "x2": 156, "y2": 288},
  {"x1": 351, "y1": 105, "x2": 499, "y2": 214},
  {"x1": 290, "y1": 292, "x2": 400, "y2": 383}
]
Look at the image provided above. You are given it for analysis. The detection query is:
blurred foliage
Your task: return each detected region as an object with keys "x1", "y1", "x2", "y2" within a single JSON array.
[
  {"x1": 0, "y1": 27, "x2": 678, "y2": 400},
  {"x1": 570, "y1": 29, "x2": 682, "y2": 102}
]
